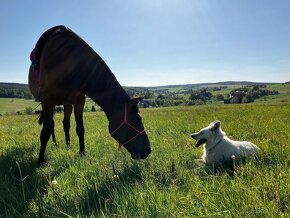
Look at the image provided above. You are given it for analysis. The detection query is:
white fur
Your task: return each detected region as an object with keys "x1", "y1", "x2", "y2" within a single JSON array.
[{"x1": 191, "y1": 120, "x2": 260, "y2": 165}]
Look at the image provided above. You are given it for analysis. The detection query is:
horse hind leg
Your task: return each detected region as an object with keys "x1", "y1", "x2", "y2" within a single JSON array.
[
  {"x1": 74, "y1": 95, "x2": 86, "y2": 156},
  {"x1": 38, "y1": 103, "x2": 54, "y2": 167},
  {"x1": 39, "y1": 110, "x2": 57, "y2": 146},
  {"x1": 63, "y1": 104, "x2": 73, "y2": 148}
]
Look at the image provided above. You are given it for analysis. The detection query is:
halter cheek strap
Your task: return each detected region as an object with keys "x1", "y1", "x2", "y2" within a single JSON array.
[{"x1": 110, "y1": 104, "x2": 145, "y2": 150}]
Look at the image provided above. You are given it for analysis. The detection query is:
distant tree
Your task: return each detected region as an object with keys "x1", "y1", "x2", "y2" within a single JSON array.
[
  {"x1": 144, "y1": 92, "x2": 154, "y2": 99},
  {"x1": 0, "y1": 87, "x2": 33, "y2": 99},
  {"x1": 215, "y1": 94, "x2": 224, "y2": 101},
  {"x1": 224, "y1": 99, "x2": 231, "y2": 104},
  {"x1": 252, "y1": 85, "x2": 260, "y2": 91},
  {"x1": 242, "y1": 95, "x2": 254, "y2": 103},
  {"x1": 157, "y1": 94, "x2": 165, "y2": 99},
  {"x1": 225, "y1": 86, "x2": 279, "y2": 104},
  {"x1": 155, "y1": 98, "x2": 164, "y2": 107},
  {"x1": 189, "y1": 89, "x2": 212, "y2": 102}
]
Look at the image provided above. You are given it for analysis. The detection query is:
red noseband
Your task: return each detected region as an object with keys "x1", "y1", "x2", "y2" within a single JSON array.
[{"x1": 110, "y1": 104, "x2": 145, "y2": 150}]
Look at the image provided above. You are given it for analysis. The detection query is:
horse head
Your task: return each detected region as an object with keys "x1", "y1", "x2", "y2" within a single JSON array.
[{"x1": 109, "y1": 97, "x2": 151, "y2": 159}]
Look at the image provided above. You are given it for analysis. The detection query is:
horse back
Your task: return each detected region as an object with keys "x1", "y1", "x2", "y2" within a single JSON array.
[{"x1": 39, "y1": 28, "x2": 102, "y2": 93}]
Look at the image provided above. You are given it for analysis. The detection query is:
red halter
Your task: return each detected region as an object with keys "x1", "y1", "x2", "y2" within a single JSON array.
[{"x1": 110, "y1": 104, "x2": 145, "y2": 150}]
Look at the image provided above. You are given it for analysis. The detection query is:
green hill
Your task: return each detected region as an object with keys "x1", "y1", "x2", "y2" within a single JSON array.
[{"x1": 0, "y1": 81, "x2": 289, "y2": 114}]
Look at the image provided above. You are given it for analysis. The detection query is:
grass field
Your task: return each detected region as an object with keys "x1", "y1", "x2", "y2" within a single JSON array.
[
  {"x1": 0, "y1": 98, "x2": 39, "y2": 115},
  {"x1": 212, "y1": 83, "x2": 290, "y2": 102},
  {"x1": 1, "y1": 83, "x2": 289, "y2": 115},
  {"x1": 0, "y1": 98, "x2": 99, "y2": 115},
  {"x1": 255, "y1": 83, "x2": 290, "y2": 103},
  {"x1": 0, "y1": 103, "x2": 289, "y2": 217}
]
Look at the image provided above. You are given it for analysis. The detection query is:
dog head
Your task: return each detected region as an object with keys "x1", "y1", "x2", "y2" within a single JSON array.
[{"x1": 191, "y1": 120, "x2": 224, "y2": 147}]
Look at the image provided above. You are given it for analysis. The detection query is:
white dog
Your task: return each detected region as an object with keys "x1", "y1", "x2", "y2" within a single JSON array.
[{"x1": 191, "y1": 120, "x2": 260, "y2": 166}]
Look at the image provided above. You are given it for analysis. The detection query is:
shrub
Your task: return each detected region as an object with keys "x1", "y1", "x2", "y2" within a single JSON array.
[{"x1": 25, "y1": 106, "x2": 33, "y2": 115}]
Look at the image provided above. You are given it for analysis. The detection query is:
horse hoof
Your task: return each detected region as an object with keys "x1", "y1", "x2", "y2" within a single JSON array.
[
  {"x1": 37, "y1": 160, "x2": 46, "y2": 168},
  {"x1": 79, "y1": 151, "x2": 86, "y2": 157}
]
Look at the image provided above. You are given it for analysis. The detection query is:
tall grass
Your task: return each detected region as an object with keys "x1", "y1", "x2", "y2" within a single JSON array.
[{"x1": 0, "y1": 103, "x2": 289, "y2": 217}]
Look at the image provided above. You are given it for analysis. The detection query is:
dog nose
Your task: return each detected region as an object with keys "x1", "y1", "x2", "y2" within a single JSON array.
[{"x1": 191, "y1": 134, "x2": 196, "y2": 139}]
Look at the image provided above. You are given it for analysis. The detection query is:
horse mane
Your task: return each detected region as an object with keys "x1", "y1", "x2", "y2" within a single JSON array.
[{"x1": 31, "y1": 25, "x2": 70, "y2": 62}]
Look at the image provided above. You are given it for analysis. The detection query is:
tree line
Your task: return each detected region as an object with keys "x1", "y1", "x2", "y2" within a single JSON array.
[
  {"x1": 224, "y1": 85, "x2": 279, "y2": 104},
  {"x1": 0, "y1": 82, "x2": 281, "y2": 112},
  {"x1": 139, "y1": 85, "x2": 280, "y2": 107},
  {"x1": 0, "y1": 88, "x2": 32, "y2": 99}
]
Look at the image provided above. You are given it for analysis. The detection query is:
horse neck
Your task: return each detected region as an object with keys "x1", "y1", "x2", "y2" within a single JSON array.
[{"x1": 84, "y1": 58, "x2": 130, "y2": 121}]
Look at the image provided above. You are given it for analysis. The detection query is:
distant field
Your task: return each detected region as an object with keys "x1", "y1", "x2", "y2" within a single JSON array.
[
  {"x1": 255, "y1": 83, "x2": 290, "y2": 103},
  {"x1": 0, "y1": 83, "x2": 289, "y2": 114},
  {"x1": 0, "y1": 98, "x2": 39, "y2": 115},
  {"x1": 0, "y1": 103, "x2": 289, "y2": 217},
  {"x1": 0, "y1": 98, "x2": 99, "y2": 115},
  {"x1": 211, "y1": 83, "x2": 290, "y2": 102}
]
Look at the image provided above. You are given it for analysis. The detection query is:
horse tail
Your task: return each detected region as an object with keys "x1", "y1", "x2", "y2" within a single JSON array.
[{"x1": 38, "y1": 111, "x2": 44, "y2": 125}]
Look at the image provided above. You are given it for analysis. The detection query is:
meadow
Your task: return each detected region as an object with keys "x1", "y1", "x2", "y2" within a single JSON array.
[
  {"x1": 0, "y1": 98, "x2": 39, "y2": 115},
  {"x1": 0, "y1": 102, "x2": 289, "y2": 217}
]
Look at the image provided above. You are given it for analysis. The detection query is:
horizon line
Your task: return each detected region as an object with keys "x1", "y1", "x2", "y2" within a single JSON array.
[{"x1": 0, "y1": 80, "x2": 287, "y2": 89}]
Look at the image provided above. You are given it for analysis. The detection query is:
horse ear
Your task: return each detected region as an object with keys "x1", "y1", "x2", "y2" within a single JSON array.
[
  {"x1": 211, "y1": 120, "x2": 221, "y2": 131},
  {"x1": 130, "y1": 96, "x2": 144, "y2": 105}
]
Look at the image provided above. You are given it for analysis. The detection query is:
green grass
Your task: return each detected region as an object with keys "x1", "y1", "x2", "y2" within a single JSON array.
[
  {"x1": 255, "y1": 83, "x2": 290, "y2": 103},
  {"x1": 0, "y1": 98, "x2": 99, "y2": 115},
  {"x1": 0, "y1": 103, "x2": 289, "y2": 217},
  {"x1": 0, "y1": 98, "x2": 39, "y2": 115}
]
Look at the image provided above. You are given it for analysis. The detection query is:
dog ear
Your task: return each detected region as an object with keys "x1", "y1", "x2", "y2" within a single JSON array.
[{"x1": 211, "y1": 120, "x2": 221, "y2": 131}]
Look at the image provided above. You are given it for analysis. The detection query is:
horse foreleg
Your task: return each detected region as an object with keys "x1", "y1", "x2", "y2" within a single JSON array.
[
  {"x1": 74, "y1": 95, "x2": 86, "y2": 155},
  {"x1": 63, "y1": 104, "x2": 72, "y2": 148},
  {"x1": 38, "y1": 104, "x2": 54, "y2": 167},
  {"x1": 51, "y1": 119, "x2": 57, "y2": 146}
]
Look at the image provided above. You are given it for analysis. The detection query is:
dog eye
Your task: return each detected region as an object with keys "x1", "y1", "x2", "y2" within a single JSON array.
[{"x1": 200, "y1": 131, "x2": 203, "y2": 134}]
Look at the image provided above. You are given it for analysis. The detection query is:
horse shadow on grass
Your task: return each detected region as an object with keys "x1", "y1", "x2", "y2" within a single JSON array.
[
  {"x1": 0, "y1": 144, "x2": 41, "y2": 217},
  {"x1": 0, "y1": 143, "x2": 75, "y2": 217},
  {"x1": 76, "y1": 162, "x2": 144, "y2": 216}
]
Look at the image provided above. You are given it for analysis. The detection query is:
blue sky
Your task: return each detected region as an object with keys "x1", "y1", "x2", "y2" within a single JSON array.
[{"x1": 0, "y1": 0, "x2": 289, "y2": 86}]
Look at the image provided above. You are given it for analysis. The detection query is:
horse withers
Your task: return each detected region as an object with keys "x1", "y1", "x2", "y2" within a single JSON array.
[{"x1": 29, "y1": 25, "x2": 151, "y2": 167}]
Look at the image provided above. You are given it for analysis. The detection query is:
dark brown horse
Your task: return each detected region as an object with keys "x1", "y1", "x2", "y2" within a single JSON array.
[
  {"x1": 28, "y1": 25, "x2": 151, "y2": 167},
  {"x1": 38, "y1": 104, "x2": 83, "y2": 148}
]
